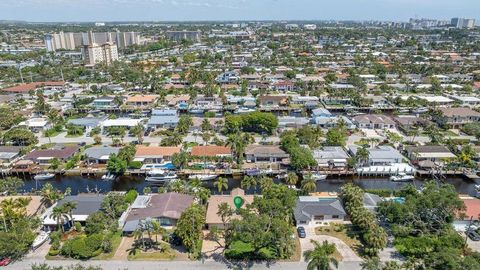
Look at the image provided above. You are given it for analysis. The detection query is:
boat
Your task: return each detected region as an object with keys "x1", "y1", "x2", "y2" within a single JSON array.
[
  {"x1": 32, "y1": 231, "x2": 49, "y2": 250},
  {"x1": 188, "y1": 174, "x2": 218, "y2": 181},
  {"x1": 145, "y1": 170, "x2": 178, "y2": 182},
  {"x1": 261, "y1": 168, "x2": 273, "y2": 175},
  {"x1": 101, "y1": 172, "x2": 116, "y2": 181},
  {"x1": 276, "y1": 173, "x2": 289, "y2": 180},
  {"x1": 307, "y1": 173, "x2": 327, "y2": 181},
  {"x1": 390, "y1": 173, "x2": 415, "y2": 182},
  {"x1": 245, "y1": 169, "x2": 261, "y2": 176},
  {"x1": 33, "y1": 173, "x2": 55, "y2": 181}
]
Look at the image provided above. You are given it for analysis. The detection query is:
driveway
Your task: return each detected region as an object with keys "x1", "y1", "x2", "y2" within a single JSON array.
[
  {"x1": 25, "y1": 241, "x2": 50, "y2": 260},
  {"x1": 299, "y1": 227, "x2": 361, "y2": 262}
]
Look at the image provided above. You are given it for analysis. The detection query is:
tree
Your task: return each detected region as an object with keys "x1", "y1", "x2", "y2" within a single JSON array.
[
  {"x1": 361, "y1": 257, "x2": 382, "y2": 270},
  {"x1": 62, "y1": 202, "x2": 77, "y2": 227},
  {"x1": 174, "y1": 204, "x2": 206, "y2": 258},
  {"x1": 285, "y1": 172, "x2": 299, "y2": 185},
  {"x1": 106, "y1": 154, "x2": 127, "y2": 175},
  {"x1": 172, "y1": 151, "x2": 189, "y2": 170},
  {"x1": 50, "y1": 206, "x2": 69, "y2": 232},
  {"x1": 325, "y1": 127, "x2": 347, "y2": 147},
  {"x1": 214, "y1": 177, "x2": 228, "y2": 194},
  {"x1": 2, "y1": 127, "x2": 38, "y2": 146},
  {"x1": 40, "y1": 183, "x2": 64, "y2": 207},
  {"x1": 101, "y1": 193, "x2": 127, "y2": 220},
  {"x1": 49, "y1": 158, "x2": 61, "y2": 170},
  {"x1": 241, "y1": 176, "x2": 257, "y2": 191},
  {"x1": 301, "y1": 174, "x2": 317, "y2": 193},
  {"x1": 355, "y1": 146, "x2": 370, "y2": 167},
  {"x1": 0, "y1": 177, "x2": 24, "y2": 195},
  {"x1": 303, "y1": 240, "x2": 339, "y2": 270},
  {"x1": 0, "y1": 105, "x2": 24, "y2": 130}
]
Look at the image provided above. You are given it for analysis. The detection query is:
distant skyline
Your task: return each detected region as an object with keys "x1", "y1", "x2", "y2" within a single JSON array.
[{"x1": 0, "y1": 0, "x2": 478, "y2": 23}]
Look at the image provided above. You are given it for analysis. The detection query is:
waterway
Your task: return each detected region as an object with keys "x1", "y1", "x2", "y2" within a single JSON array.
[{"x1": 14, "y1": 174, "x2": 480, "y2": 197}]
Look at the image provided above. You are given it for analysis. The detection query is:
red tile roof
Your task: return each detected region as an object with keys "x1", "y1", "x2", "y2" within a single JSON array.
[
  {"x1": 462, "y1": 199, "x2": 480, "y2": 220},
  {"x1": 2, "y1": 81, "x2": 65, "y2": 93},
  {"x1": 191, "y1": 146, "x2": 231, "y2": 157}
]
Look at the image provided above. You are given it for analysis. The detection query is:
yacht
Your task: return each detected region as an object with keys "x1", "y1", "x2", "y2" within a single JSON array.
[
  {"x1": 390, "y1": 173, "x2": 415, "y2": 182},
  {"x1": 33, "y1": 173, "x2": 55, "y2": 181},
  {"x1": 32, "y1": 231, "x2": 49, "y2": 250},
  {"x1": 145, "y1": 170, "x2": 178, "y2": 182},
  {"x1": 188, "y1": 174, "x2": 218, "y2": 181},
  {"x1": 309, "y1": 173, "x2": 327, "y2": 181},
  {"x1": 101, "y1": 172, "x2": 116, "y2": 181}
]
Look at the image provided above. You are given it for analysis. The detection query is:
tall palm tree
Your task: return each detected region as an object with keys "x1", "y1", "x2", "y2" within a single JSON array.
[
  {"x1": 241, "y1": 176, "x2": 257, "y2": 191},
  {"x1": 41, "y1": 183, "x2": 63, "y2": 207},
  {"x1": 285, "y1": 172, "x2": 299, "y2": 185},
  {"x1": 62, "y1": 201, "x2": 77, "y2": 228},
  {"x1": 50, "y1": 206, "x2": 69, "y2": 232},
  {"x1": 214, "y1": 177, "x2": 228, "y2": 194},
  {"x1": 304, "y1": 240, "x2": 339, "y2": 270},
  {"x1": 151, "y1": 219, "x2": 166, "y2": 244},
  {"x1": 259, "y1": 176, "x2": 274, "y2": 192},
  {"x1": 301, "y1": 174, "x2": 317, "y2": 194},
  {"x1": 355, "y1": 146, "x2": 370, "y2": 167}
]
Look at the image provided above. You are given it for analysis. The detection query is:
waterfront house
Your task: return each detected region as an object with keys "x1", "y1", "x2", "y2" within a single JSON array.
[
  {"x1": 165, "y1": 94, "x2": 190, "y2": 107},
  {"x1": 0, "y1": 146, "x2": 23, "y2": 165},
  {"x1": 84, "y1": 146, "x2": 121, "y2": 164},
  {"x1": 313, "y1": 147, "x2": 350, "y2": 169},
  {"x1": 244, "y1": 145, "x2": 289, "y2": 163},
  {"x1": 42, "y1": 194, "x2": 105, "y2": 230},
  {"x1": 258, "y1": 95, "x2": 288, "y2": 108},
  {"x1": 405, "y1": 145, "x2": 456, "y2": 166},
  {"x1": 93, "y1": 96, "x2": 118, "y2": 110},
  {"x1": 348, "y1": 145, "x2": 404, "y2": 166},
  {"x1": 294, "y1": 196, "x2": 347, "y2": 227},
  {"x1": 205, "y1": 188, "x2": 255, "y2": 229},
  {"x1": 190, "y1": 145, "x2": 232, "y2": 158},
  {"x1": 24, "y1": 145, "x2": 80, "y2": 164},
  {"x1": 122, "y1": 193, "x2": 194, "y2": 233},
  {"x1": 101, "y1": 118, "x2": 143, "y2": 133},
  {"x1": 147, "y1": 109, "x2": 179, "y2": 129},
  {"x1": 125, "y1": 95, "x2": 158, "y2": 109},
  {"x1": 134, "y1": 146, "x2": 181, "y2": 164},
  {"x1": 352, "y1": 114, "x2": 396, "y2": 130}
]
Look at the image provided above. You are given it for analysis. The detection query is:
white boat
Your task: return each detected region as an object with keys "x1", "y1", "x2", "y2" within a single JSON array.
[
  {"x1": 390, "y1": 173, "x2": 415, "y2": 182},
  {"x1": 188, "y1": 174, "x2": 218, "y2": 181},
  {"x1": 101, "y1": 172, "x2": 116, "y2": 181},
  {"x1": 33, "y1": 173, "x2": 55, "y2": 181},
  {"x1": 310, "y1": 173, "x2": 327, "y2": 181},
  {"x1": 145, "y1": 170, "x2": 178, "y2": 182},
  {"x1": 32, "y1": 231, "x2": 49, "y2": 249}
]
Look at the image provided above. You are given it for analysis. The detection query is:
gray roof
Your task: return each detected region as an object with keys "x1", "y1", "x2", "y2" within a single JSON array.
[
  {"x1": 349, "y1": 145, "x2": 404, "y2": 162},
  {"x1": 125, "y1": 192, "x2": 194, "y2": 222},
  {"x1": 245, "y1": 145, "x2": 289, "y2": 158},
  {"x1": 148, "y1": 115, "x2": 179, "y2": 125},
  {"x1": 57, "y1": 195, "x2": 105, "y2": 216},
  {"x1": 68, "y1": 117, "x2": 103, "y2": 128},
  {"x1": 363, "y1": 193, "x2": 383, "y2": 211},
  {"x1": 294, "y1": 197, "x2": 346, "y2": 222},
  {"x1": 84, "y1": 146, "x2": 121, "y2": 160},
  {"x1": 314, "y1": 147, "x2": 349, "y2": 160}
]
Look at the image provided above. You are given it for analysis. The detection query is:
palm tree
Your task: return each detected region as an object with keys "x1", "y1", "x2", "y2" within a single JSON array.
[
  {"x1": 360, "y1": 257, "x2": 381, "y2": 270},
  {"x1": 285, "y1": 172, "x2": 299, "y2": 185},
  {"x1": 62, "y1": 201, "x2": 77, "y2": 228},
  {"x1": 214, "y1": 177, "x2": 228, "y2": 194},
  {"x1": 241, "y1": 176, "x2": 257, "y2": 191},
  {"x1": 304, "y1": 240, "x2": 339, "y2": 270},
  {"x1": 259, "y1": 176, "x2": 274, "y2": 192},
  {"x1": 41, "y1": 183, "x2": 63, "y2": 207},
  {"x1": 133, "y1": 227, "x2": 145, "y2": 250},
  {"x1": 301, "y1": 174, "x2": 317, "y2": 194},
  {"x1": 355, "y1": 146, "x2": 370, "y2": 167},
  {"x1": 151, "y1": 219, "x2": 166, "y2": 245},
  {"x1": 50, "y1": 206, "x2": 69, "y2": 232}
]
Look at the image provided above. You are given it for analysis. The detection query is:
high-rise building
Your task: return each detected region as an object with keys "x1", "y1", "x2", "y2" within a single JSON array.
[
  {"x1": 165, "y1": 30, "x2": 201, "y2": 42},
  {"x1": 45, "y1": 31, "x2": 142, "y2": 51},
  {"x1": 82, "y1": 42, "x2": 118, "y2": 66},
  {"x1": 451, "y1": 18, "x2": 476, "y2": 29}
]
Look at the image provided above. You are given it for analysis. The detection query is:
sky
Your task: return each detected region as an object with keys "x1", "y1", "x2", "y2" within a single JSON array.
[{"x1": 0, "y1": 0, "x2": 478, "y2": 22}]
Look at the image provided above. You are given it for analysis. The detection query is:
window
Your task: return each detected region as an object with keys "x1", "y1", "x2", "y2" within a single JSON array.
[
  {"x1": 314, "y1": 215, "x2": 324, "y2": 221},
  {"x1": 332, "y1": 215, "x2": 339, "y2": 219}
]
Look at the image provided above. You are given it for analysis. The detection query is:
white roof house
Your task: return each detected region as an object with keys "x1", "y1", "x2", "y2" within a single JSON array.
[{"x1": 102, "y1": 118, "x2": 143, "y2": 128}]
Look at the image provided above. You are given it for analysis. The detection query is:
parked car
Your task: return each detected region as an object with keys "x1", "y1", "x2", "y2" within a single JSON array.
[
  {"x1": 297, "y1": 226, "x2": 306, "y2": 238},
  {"x1": 466, "y1": 230, "x2": 480, "y2": 241},
  {"x1": 0, "y1": 258, "x2": 11, "y2": 266}
]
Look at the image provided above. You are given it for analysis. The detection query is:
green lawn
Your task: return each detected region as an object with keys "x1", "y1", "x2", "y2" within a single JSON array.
[
  {"x1": 93, "y1": 232, "x2": 122, "y2": 260},
  {"x1": 127, "y1": 250, "x2": 175, "y2": 261},
  {"x1": 315, "y1": 224, "x2": 363, "y2": 256},
  {"x1": 65, "y1": 133, "x2": 84, "y2": 138}
]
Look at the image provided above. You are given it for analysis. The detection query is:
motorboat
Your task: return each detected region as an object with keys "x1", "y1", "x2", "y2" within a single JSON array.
[
  {"x1": 188, "y1": 174, "x2": 218, "y2": 181},
  {"x1": 145, "y1": 170, "x2": 178, "y2": 182},
  {"x1": 33, "y1": 173, "x2": 55, "y2": 181},
  {"x1": 101, "y1": 172, "x2": 116, "y2": 181},
  {"x1": 276, "y1": 173, "x2": 289, "y2": 180},
  {"x1": 308, "y1": 173, "x2": 327, "y2": 181},
  {"x1": 390, "y1": 173, "x2": 415, "y2": 182},
  {"x1": 261, "y1": 168, "x2": 273, "y2": 175},
  {"x1": 245, "y1": 169, "x2": 261, "y2": 176},
  {"x1": 32, "y1": 231, "x2": 49, "y2": 250}
]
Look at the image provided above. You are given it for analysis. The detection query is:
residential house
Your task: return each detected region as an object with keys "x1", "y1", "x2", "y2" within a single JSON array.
[
  {"x1": 449, "y1": 96, "x2": 480, "y2": 107},
  {"x1": 405, "y1": 145, "x2": 456, "y2": 167},
  {"x1": 313, "y1": 115, "x2": 356, "y2": 129},
  {"x1": 125, "y1": 95, "x2": 158, "y2": 109},
  {"x1": 352, "y1": 114, "x2": 396, "y2": 129},
  {"x1": 67, "y1": 117, "x2": 104, "y2": 134},
  {"x1": 206, "y1": 188, "x2": 255, "y2": 229},
  {"x1": 190, "y1": 146, "x2": 232, "y2": 158},
  {"x1": 42, "y1": 195, "x2": 105, "y2": 230},
  {"x1": 147, "y1": 109, "x2": 179, "y2": 129},
  {"x1": 24, "y1": 145, "x2": 80, "y2": 164},
  {"x1": 165, "y1": 94, "x2": 190, "y2": 108},
  {"x1": 102, "y1": 118, "x2": 143, "y2": 133},
  {"x1": 134, "y1": 146, "x2": 181, "y2": 164},
  {"x1": 278, "y1": 116, "x2": 310, "y2": 129},
  {"x1": 0, "y1": 196, "x2": 43, "y2": 217},
  {"x1": 436, "y1": 107, "x2": 480, "y2": 128},
  {"x1": 18, "y1": 118, "x2": 50, "y2": 133},
  {"x1": 122, "y1": 193, "x2": 194, "y2": 233},
  {"x1": 290, "y1": 95, "x2": 319, "y2": 108},
  {"x1": 348, "y1": 145, "x2": 405, "y2": 166},
  {"x1": 363, "y1": 193, "x2": 383, "y2": 212},
  {"x1": 216, "y1": 71, "x2": 239, "y2": 84},
  {"x1": 294, "y1": 196, "x2": 347, "y2": 227},
  {"x1": 313, "y1": 147, "x2": 350, "y2": 169},
  {"x1": 84, "y1": 146, "x2": 121, "y2": 164},
  {"x1": 392, "y1": 116, "x2": 430, "y2": 132},
  {"x1": 0, "y1": 146, "x2": 23, "y2": 165},
  {"x1": 93, "y1": 96, "x2": 118, "y2": 110},
  {"x1": 272, "y1": 80, "x2": 295, "y2": 92},
  {"x1": 258, "y1": 95, "x2": 288, "y2": 108},
  {"x1": 245, "y1": 145, "x2": 289, "y2": 163}
]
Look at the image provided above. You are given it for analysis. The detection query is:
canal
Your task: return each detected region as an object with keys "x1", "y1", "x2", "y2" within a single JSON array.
[{"x1": 14, "y1": 174, "x2": 480, "y2": 197}]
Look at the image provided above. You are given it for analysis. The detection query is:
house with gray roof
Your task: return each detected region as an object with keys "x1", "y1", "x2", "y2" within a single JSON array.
[
  {"x1": 294, "y1": 196, "x2": 346, "y2": 227},
  {"x1": 0, "y1": 146, "x2": 23, "y2": 165},
  {"x1": 84, "y1": 146, "x2": 121, "y2": 164},
  {"x1": 348, "y1": 145, "x2": 405, "y2": 166},
  {"x1": 313, "y1": 147, "x2": 350, "y2": 169},
  {"x1": 245, "y1": 145, "x2": 289, "y2": 163},
  {"x1": 67, "y1": 117, "x2": 104, "y2": 134}
]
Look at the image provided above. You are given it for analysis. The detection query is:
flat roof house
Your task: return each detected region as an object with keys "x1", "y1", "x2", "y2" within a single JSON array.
[
  {"x1": 313, "y1": 147, "x2": 350, "y2": 169},
  {"x1": 190, "y1": 145, "x2": 232, "y2": 158},
  {"x1": 206, "y1": 188, "x2": 255, "y2": 229},
  {"x1": 84, "y1": 146, "x2": 121, "y2": 164},
  {"x1": 122, "y1": 193, "x2": 194, "y2": 233},
  {"x1": 348, "y1": 145, "x2": 405, "y2": 166},
  {"x1": 18, "y1": 118, "x2": 50, "y2": 133},
  {"x1": 67, "y1": 117, "x2": 104, "y2": 134},
  {"x1": 294, "y1": 196, "x2": 347, "y2": 227},
  {"x1": 405, "y1": 145, "x2": 456, "y2": 166},
  {"x1": 245, "y1": 145, "x2": 289, "y2": 163},
  {"x1": 0, "y1": 146, "x2": 23, "y2": 165},
  {"x1": 125, "y1": 95, "x2": 158, "y2": 109}
]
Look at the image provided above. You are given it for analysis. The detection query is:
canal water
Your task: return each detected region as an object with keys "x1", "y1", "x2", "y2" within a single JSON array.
[{"x1": 14, "y1": 175, "x2": 480, "y2": 197}]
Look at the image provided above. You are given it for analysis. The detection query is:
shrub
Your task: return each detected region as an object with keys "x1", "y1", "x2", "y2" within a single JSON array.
[
  {"x1": 125, "y1": 190, "x2": 138, "y2": 204},
  {"x1": 85, "y1": 234, "x2": 103, "y2": 251},
  {"x1": 74, "y1": 221, "x2": 82, "y2": 232},
  {"x1": 128, "y1": 161, "x2": 142, "y2": 169},
  {"x1": 48, "y1": 249, "x2": 60, "y2": 256}
]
